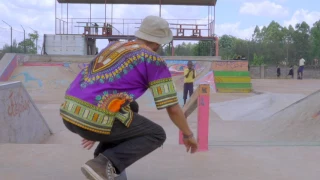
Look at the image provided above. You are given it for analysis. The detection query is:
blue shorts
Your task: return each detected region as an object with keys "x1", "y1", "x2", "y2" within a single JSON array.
[{"x1": 298, "y1": 66, "x2": 304, "y2": 73}]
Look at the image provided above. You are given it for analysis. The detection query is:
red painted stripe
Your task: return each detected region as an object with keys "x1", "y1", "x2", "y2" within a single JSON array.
[
  {"x1": 0, "y1": 56, "x2": 18, "y2": 81},
  {"x1": 23, "y1": 62, "x2": 64, "y2": 66}
]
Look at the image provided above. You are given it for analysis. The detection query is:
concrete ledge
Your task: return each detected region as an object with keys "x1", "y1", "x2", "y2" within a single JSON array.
[
  {"x1": 0, "y1": 81, "x2": 52, "y2": 143},
  {"x1": 18, "y1": 54, "x2": 223, "y2": 63},
  {"x1": 27, "y1": 54, "x2": 95, "y2": 63}
]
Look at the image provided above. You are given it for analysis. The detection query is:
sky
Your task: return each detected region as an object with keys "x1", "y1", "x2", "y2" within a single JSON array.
[{"x1": 0, "y1": 0, "x2": 319, "y2": 52}]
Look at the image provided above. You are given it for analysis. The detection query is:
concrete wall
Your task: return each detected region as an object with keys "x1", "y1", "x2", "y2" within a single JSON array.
[
  {"x1": 22, "y1": 54, "x2": 94, "y2": 63},
  {"x1": 23, "y1": 55, "x2": 222, "y2": 63},
  {"x1": 0, "y1": 81, "x2": 51, "y2": 143},
  {"x1": 45, "y1": 35, "x2": 87, "y2": 55},
  {"x1": 0, "y1": 53, "x2": 18, "y2": 81},
  {"x1": 250, "y1": 65, "x2": 320, "y2": 79},
  {"x1": 162, "y1": 56, "x2": 221, "y2": 61}
]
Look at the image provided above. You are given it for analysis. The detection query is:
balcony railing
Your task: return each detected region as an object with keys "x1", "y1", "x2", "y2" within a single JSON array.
[{"x1": 55, "y1": 17, "x2": 215, "y2": 38}]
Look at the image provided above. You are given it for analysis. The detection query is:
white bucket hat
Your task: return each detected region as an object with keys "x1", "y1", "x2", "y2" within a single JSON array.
[{"x1": 135, "y1": 15, "x2": 173, "y2": 45}]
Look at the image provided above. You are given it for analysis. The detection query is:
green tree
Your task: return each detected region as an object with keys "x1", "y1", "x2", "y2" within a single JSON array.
[
  {"x1": 192, "y1": 40, "x2": 212, "y2": 56},
  {"x1": 310, "y1": 20, "x2": 320, "y2": 62},
  {"x1": 153, "y1": 19, "x2": 318, "y2": 65},
  {"x1": 262, "y1": 21, "x2": 286, "y2": 64},
  {"x1": 251, "y1": 53, "x2": 265, "y2": 66},
  {"x1": 219, "y1": 35, "x2": 236, "y2": 59},
  {"x1": 293, "y1": 21, "x2": 311, "y2": 62},
  {"x1": 1, "y1": 32, "x2": 38, "y2": 54},
  {"x1": 1, "y1": 39, "x2": 23, "y2": 53}
]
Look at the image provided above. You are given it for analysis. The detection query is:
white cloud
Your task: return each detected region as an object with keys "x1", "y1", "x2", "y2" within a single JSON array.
[
  {"x1": 274, "y1": 0, "x2": 287, "y2": 3},
  {"x1": 240, "y1": 1, "x2": 289, "y2": 17},
  {"x1": 0, "y1": 3, "x2": 10, "y2": 16},
  {"x1": 0, "y1": 0, "x2": 317, "y2": 54},
  {"x1": 216, "y1": 22, "x2": 255, "y2": 39},
  {"x1": 284, "y1": 9, "x2": 320, "y2": 27}
]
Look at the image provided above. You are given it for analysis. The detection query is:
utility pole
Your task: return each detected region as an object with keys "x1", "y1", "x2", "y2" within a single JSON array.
[
  {"x1": 21, "y1": 25, "x2": 26, "y2": 53},
  {"x1": 2, "y1": 20, "x2": 12, "y2": 53}
]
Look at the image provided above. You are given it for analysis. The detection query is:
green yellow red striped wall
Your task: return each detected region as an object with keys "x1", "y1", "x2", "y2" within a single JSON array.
[
  {"x1": 211, "y1": 61, "x2": 252, "y2": 93},
  {"x1": 214, "y1": 70, "x2": 252, "y2": 93}
]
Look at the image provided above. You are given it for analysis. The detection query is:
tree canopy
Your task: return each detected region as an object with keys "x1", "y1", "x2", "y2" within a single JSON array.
[
  {"x1": 2, "y1": 20, "x2": 319, "y2": 67},
  {"x1": 159, "y1": 20, "x2": 320, "y2": 66},
  {"x1": 1, "y1": 31, "x2": 39, "y2": 54}
]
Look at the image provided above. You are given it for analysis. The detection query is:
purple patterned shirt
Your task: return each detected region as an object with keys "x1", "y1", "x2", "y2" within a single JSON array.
[{"x1": 60, "y1": 41, "x2": 178, "y2": 134}]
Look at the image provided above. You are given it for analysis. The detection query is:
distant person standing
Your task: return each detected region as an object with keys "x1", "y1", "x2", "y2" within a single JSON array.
[
  {"x1": 298, "y1": 56, "x2": 306, "y2": 79},
  {"x1": 183, "y1": 61, "x2": 196, "y2": 105},
  {"x1": 287, "y1": 65, "x2": 294, "y2": 79},
  {"x1": 94, "y1": 23, "x2": 99, "y2": 35},
  {"x1": 277, "y1": 65, "x2": 281, "y2": 78}
]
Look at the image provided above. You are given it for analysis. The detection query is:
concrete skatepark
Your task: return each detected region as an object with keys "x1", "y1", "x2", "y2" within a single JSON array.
[{"x1": 1, "y1": 53, "x2": 320, "y2": 179}]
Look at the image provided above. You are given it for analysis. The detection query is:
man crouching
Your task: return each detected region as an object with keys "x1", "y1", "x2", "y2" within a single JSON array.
[{"x1": 60, "y1": 15, "x2": 198, "y2": 180}]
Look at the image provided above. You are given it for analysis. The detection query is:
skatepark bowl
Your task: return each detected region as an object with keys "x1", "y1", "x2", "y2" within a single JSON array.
[{"x1": 1, "y1": 53, "x2": 320, "y2": 180}]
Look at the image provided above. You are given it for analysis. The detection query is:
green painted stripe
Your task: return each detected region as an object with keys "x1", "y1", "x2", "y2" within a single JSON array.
[
  {"x1": 215, "y1": 77, "x2": 251, "y2": 83},
  {"x1": 214, "y1": 71, "x2": 250, "y2": 77},
  {"x1": 215, "y1": 83, "x2": 252, "y2": 89},
  {"x1": 217, "y1": 88, "x2": 252, "y2": 93}
]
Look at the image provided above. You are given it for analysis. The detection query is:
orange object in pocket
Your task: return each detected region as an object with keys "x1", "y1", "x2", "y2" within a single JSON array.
[{"x1": 107, "y1": 98, "x2": 126, "y2": 113}]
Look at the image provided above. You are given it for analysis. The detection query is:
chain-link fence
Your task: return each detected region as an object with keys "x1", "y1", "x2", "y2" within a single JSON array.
[{"x1": 0, "y1": 22, "x2": 40, "y2": 54}]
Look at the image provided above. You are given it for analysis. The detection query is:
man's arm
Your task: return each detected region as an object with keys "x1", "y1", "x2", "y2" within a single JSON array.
[
  {"x1": 192, "y1": 69, "x2": 196, "y2": 79},
  {"x1": 185, "y1": 69, "x2": 191, "y2": 78},
  {"x1": 166, "y1": 104, "x2": 192, "y2": 136},
  {"x1": 143, "y1": 52, "x2": 193, "y2": 135}
]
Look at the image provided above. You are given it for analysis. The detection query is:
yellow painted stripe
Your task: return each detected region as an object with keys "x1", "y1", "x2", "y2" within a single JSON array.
[
  {"x1": 215, "y1": 77, "x2": 251, "y2": 83},
  {"x1": 217, "y1": 88, "x2": 252, "y2": 93}
]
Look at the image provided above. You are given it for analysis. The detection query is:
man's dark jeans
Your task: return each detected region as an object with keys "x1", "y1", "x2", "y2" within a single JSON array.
[
  {"x1": 63, "y1": 101, "x2": 166, "y2": 174},
  {"x1": 183, "y1": 82, "x2": 194, "y2": 104}
]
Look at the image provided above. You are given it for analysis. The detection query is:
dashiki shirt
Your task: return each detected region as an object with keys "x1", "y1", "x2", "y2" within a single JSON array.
[{"x1": 60, "y1": 41, "x2": 179, "y2": 135}]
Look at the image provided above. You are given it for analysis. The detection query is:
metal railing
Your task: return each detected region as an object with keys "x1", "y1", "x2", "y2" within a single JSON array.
[{"x1": 55, "y1": 17, "x2": 215, "y2": 37}]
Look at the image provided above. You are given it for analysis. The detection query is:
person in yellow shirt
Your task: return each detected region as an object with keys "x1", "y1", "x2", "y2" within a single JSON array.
[{"x1": 183, "y1": 61, "x2": 196, "y2": 105}]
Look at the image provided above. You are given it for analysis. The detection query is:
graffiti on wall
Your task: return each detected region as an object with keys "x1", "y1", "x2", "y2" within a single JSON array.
[
  {"x1": 6, "y1": 88, "x2": 31, "y2": 117},
  {"x1": 18, "y1": 60, "x2": 205, "y2": 78},
  {"x1": 212, "y1": 61, "x2": 248, "y2": 71},
  {"x1": 11, "y1": 72, "x2": 43, "y2": 87},
  {"x1": 16, "y1": 55, "x2": 30, "y2": 65},
  {"x1": 166, "y1": 60, "x2": 205, "y2": 76},
  {"x1": 63, "y1": 60, "x2": 202, "y2": 77}
]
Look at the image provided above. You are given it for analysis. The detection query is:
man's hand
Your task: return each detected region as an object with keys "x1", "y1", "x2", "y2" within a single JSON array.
[
  {"x1": 183, "y1": 136, "x2": 198, "y2": 153},
  {"x1": 185, "y1": 68, "x2": 193, "y2": 78},
  {"x1": 82, "y1": 138, "x2": 95, "y2": 150},
  {"x1": 192, "y1": 69, "x2": 195, "y2": 79}
]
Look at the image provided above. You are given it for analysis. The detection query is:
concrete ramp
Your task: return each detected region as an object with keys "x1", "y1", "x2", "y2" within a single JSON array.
[
  {"x1": 260, "y1": 89, "x2": 320, "y2": 142},
  {"x1": 0, "y1": 81, "x2": 51, "y2": 143},
  {"x1": 211, "y1": 93, "x2": 305, "y2": 121}
]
